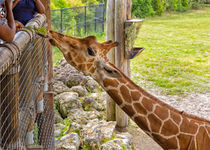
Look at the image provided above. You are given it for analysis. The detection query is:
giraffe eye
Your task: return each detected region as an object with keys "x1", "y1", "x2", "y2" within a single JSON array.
[{"x1": 87, "y1": 47, "x2": 95, "y2": 56}]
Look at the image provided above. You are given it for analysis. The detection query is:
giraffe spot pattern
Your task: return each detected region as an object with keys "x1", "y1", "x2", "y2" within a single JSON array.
[
  {"x1": 178, "y1": 134, "x2": 195, "y2": 150},
  {"x1": 170, "y1": 111, "x2": 181, "y2": 125},
  {"x1": 155, "y1": 105, "x2": 169, "y2": 120},
  {"x1": 103, "y1": 78, "x2": 119, "y2": 88},
  {"x1": 90, "y1": 67, "x2": 95, "y2": 73},
  {"x1": 107, "y1": 89, "x2": 123, "y2": 105},
  {"x1": 134, "y1": 115, "x2": 150, "y2": 132},
  {"x1": 196, "y1": 126, "x2": 210, "y2": 150},
  {"x1": 148, "y1": 114, "x2": 162, "y2": 133},
  {"x1": 180, "y1": 117, "x2": 198, "y2": 134},
  {"x1": 152, "y1": 134, "x2": 178, "y2": 149},
  {"x1": 122, "y1": 105, "x2": 135, "y2": 117},
  {"x1": 120, "y1": 85, "x2": 132, "y2": 103},
  {"x1": 161, "y1": 119, "x2": 179, "y2": 136},
  {"x1": 133, "y1": 102, "x2": 147, "y2": 115},
  {"x1": 142, "y1": 97, "x2": 154, "y2": 112},
  {"x1": 131, "y1": 91, "x2": 141, "y2": 101}
]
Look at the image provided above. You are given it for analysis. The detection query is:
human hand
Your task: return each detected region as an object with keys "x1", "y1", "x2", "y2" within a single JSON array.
[{"x1": 15, "y1": 20, "x2": 24, "y2": 31}]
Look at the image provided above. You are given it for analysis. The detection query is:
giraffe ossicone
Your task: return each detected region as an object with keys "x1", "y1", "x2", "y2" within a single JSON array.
[{"x1": 49, "y1": 30, "x2": 210, "y2": 150}]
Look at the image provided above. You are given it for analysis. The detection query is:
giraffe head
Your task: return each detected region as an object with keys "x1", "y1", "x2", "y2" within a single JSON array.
[{"x1": 49, "y1": 30, "x2": 122, "y2": 83}]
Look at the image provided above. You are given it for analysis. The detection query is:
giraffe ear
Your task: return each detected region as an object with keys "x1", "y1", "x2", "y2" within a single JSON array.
[{"x1": 103, "y1": 64, "x2": 122, "y2": 78}]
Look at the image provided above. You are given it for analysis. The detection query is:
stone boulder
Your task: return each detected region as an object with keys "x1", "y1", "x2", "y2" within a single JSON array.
[
  {"x1": 82, "y1": 97, "x2": 101, "y2": 111},
  {"x1": 81, "y1": 119, "x2": 116, "y2": 149},
  {"x1": 53, "y1": 81, "x2": 70, "y2": 95},
  {"x1": 54, "y1": 92, "x2": 81, "y2": 118},
  {"x1": 56, "y1": 133, "x2": 80, "y2": 150},
  {"x1": 70, "y1": 85, "x2": 88, "y2": 97},
  {"x1": 54, "y1": 109, "x2": 64, "y2": 124},
  {"x1": 67, "y1": 109, "x2": 88, "y2": 125},
  {"x1": 54, "y1": 123, "x2": 65, "y2": 137},
  {"x1": 85, "y1": 78, "x2": 101, "y2": 92},
  {"x1": 65, "y1": 122, "x2": 82, "y2": 135},
  {"x1": 100, "y1": 132, "x2": 134, "y2": 150}
]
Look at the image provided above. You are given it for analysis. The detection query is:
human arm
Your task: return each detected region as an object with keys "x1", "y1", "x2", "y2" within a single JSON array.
[
  {"x1": 34, "y1": 0, "x2": 45, "y2": 14},
  {"x1": 12, "y1": 0, "x2": 21, "y2": 9},
  {"x1": 0, "y1": 0, "x2": 16, "y2": 42}
]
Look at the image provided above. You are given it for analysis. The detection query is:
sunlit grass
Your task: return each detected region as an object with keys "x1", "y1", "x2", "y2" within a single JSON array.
[{"x1": 131, "y1": 6, "x2": 210, "y2": 95}]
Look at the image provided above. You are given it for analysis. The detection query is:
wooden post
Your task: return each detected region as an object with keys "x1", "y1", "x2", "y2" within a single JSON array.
[
  {"x1": 115, "y1": 0, "x2": 128, "y2": 131},
  {"x1": 1, "y1": 64, "x2": 19, "y2": 148},
  {"x1": 39, "y1": 1, "x2": 54, "y2": 149},
  {"x1": 106, "y1": 0, "x2": 116, "y2": 121}
]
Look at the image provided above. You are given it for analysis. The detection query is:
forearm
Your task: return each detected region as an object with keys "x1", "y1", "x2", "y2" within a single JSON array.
[
  {"x1": 35, "y1": 0, "x2": 45, "y2": 14},
  {"x1": 7, "y1": 5, "x2": 15, "y2": 30},
  {"x1": 12, "y1": 1, "x2": 19, "y2": 9}
]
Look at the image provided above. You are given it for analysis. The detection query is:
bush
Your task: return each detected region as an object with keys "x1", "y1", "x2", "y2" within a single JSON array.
[{"x1": 132, "y1": 0, "x2": 207, "y2": 18}]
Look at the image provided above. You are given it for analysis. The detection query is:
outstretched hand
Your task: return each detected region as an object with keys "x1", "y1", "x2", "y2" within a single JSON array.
[{"x1": 15, "y1": 20, "x2": 24, "y2": 31}]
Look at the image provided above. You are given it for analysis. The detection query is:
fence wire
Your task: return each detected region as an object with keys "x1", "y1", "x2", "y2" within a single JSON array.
[
  {"x1": 0, "y1": 33, "x2": 54, "y2": 149},
  {"x1": 51, "y1": 3, "x2": 105, "y2": 36}
]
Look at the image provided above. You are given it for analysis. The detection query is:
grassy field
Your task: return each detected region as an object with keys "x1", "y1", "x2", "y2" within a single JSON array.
[
  {"x1": 53, "y1": 6, "x2": 210, "y2": 95},
  {"x1": 131, "y1": 6, "x2": 210, "y2": 95}
]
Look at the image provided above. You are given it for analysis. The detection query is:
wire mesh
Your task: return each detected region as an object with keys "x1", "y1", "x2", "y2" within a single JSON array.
[
  {"x1": 51, "y1": 3, "x2": 105, "y2": 36},
  {"x1": 0, "y1": 34, "x2": 54, "y2": 149}
]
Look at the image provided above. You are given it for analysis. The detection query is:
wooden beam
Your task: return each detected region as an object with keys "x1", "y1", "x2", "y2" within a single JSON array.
[
  {"x1": 115, "y1": 0, "x2": 128, "y2": 131},
  {"x1": 106, "y1": 0, "x2": 116, "y2": 122}
]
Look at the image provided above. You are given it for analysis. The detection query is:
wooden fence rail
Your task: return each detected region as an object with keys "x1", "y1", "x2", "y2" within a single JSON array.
[{"x1": 0, "y1": 14, "x2": 54, "y2": 150}]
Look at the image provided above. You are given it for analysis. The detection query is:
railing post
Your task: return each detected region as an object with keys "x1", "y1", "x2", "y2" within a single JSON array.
[
  {"x1": 115, "y1": 0, "x2": 128, "y2": 131},
  {"x1": 102, "y1": 3, "x2": 105, "y2": 32},
  {"x1": 94, "y1": 7, "x2": 97, "y2": 32},
  {"x1": 84, "y1": 6, "x2": 87, "y2": 34},
  {"x1": 60, "y1": 9, "x2": 63, "y2": 32},
  {"x1": 106, "y1": 0, "x2": 116, "y2": 121},
  {"x1": 1, "y1": 63, "x2": 19, "y2": 149}
]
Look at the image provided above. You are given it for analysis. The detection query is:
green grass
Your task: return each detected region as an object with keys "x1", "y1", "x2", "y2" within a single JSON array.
[{"x1": 131, "y1": 6, "x2": 210, "y2": 95}]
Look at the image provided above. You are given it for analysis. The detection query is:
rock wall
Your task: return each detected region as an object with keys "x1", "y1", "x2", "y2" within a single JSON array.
[{"x1": 54, "y1": 58, "x2": 134, "y2": 150}]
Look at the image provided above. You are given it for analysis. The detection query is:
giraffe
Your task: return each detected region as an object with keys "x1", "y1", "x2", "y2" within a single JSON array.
[{"x1": 48, "y1": 30, "x2": 210, "y2": 150}]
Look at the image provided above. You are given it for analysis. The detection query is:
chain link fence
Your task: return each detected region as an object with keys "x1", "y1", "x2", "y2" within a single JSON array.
[
  {"x1": 51, "y1": 3, "x2": 105, "y2": 36},
  {"x1": 0, "y1": 14, "x2": 54, "y2": 150}
]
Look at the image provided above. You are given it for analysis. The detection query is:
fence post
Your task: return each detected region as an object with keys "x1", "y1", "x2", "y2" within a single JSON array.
[
  {"x1": 106, "y1": 0, "x2": 116, "y2": 121},
  {"x1": 39, "y1": 1, "x2": 55, "y2": 149},
  {"x1": 1, "y1": 63, "x2": 19, "y2": 149},
  {"x1": 115, "y1": 0, "x2": 128, "y2": 131},
  {"x1": 84, "y1": 6, "x2": 87, "y2": 34},
  {"x1": 94, "y1": 8, "x2": 97, "y2": 32},
  {"x1": 60, "y1": 9, "x2": 63, "y2": 32},
  {"x1": 102, "y1": 4, "x2": 105, "y2": 32}
]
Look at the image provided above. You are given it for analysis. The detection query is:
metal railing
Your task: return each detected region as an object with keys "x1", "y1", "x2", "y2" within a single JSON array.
[
  {"x1": 51, "y1": 3, "x2": 105, "y2": 36},
  {"x1": 0, "y1": 14, "x2": 54, "y2": 150}
]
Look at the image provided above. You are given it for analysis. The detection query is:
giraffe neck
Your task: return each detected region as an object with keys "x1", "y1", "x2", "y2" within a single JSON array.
[{"x1": 100, "y1": 66, "x2": 210, "y2": 150}]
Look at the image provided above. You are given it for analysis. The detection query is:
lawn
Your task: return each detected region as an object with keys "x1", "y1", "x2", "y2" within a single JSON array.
[
  {"x1": 131, "y1": 6, "x2": 210, "y2": 95},
  {"x1": 53, "y1": 6, "x2": 210, "y2": 95}
]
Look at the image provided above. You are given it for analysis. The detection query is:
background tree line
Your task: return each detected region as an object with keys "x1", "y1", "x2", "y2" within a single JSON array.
[{"x1": 132, "y1": 0, "x2": 208, "y2": 18}]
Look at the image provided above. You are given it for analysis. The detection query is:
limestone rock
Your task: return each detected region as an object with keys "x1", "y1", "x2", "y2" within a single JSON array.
[
  {"x1": 65, "y1": 122, "x2": 82, "y2": 134},
  {"x1": 82, "y1": 97, "x2": 101, "y2": 111},
  {"x1": 66, "y1": 74, "x2": 88, "y2": 88},
  {"x1": 81, "y1": 119, "x2": 116, "y2": 149},
  {"x1": 54, "y1": 81, "x2": 70, "y2": 95},
  {"x1": 54, "y1": 92, "x2": 81, "y2": 118},
  {"x1": 67, "y1": 109, "x2": 88, "y2": 125},
  {"x1": 56, "y1": 133, "x2": 80, "y2": 150},
  {"x1": 54, "y1": 109, "x2": 64, "y2": 124},
  {"x1": 100, "y1": 141, "x2": 123, "y2": 150},
  {"x1": 54, "y1": 123, "x2": 65, "y2": 137},
  {"x1": 70, "y1": 85, "x2": 88, "y2": 97},
  {"x1": 85, "y1": 78, "x2": 101, "y2": 92}
]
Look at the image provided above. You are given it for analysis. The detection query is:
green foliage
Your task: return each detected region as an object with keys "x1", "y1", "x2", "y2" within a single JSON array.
[
  {"x1": 132, "y1": 0, "x2": 207, "y2": 18},
  {"x1": 132, "y1": 0, "x2": 155, "y2": 18},
  {"x1": 131, "y1": 7, "x2": 210, "y2": 95}
]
